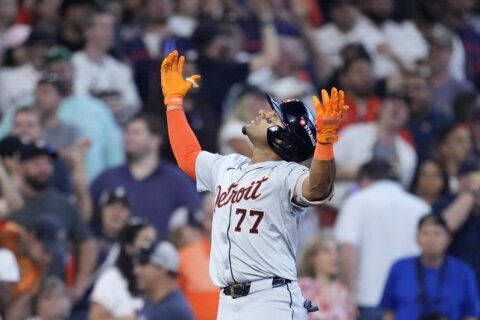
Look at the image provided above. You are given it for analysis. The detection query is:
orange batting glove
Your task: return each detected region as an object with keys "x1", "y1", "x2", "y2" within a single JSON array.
[
  {"x1": 313, "y1": 87, "x2": 348, "y2": 160},
  {"x1": 161, "y1": 50, "x2": 201, "y2": 107},
  {"x1": 313, "y1": 87, "x2": 348, "y2": 143}
]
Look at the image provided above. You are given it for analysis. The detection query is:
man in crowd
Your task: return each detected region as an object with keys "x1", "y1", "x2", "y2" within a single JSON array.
[
  {"x1": 10, "y1": 141, "x2": 97, "y2": 303},
  {"x1": 90, "y1": 113, "x2": 202, "y2": 240},
  {"x1": 380, "y1": 214, "x2": 480, "y2": 320},
  {"x1": 46, "y1": 46, "x2": 124, "y2": 181},
  {"x1": 73, "y1": 8, "x2": 140, "y2": 125},
  {"x1": 335, "y1": 160, "x2": 430, "y2": 320},
  {"x1": 333, "y1": 87, "x2": 417, "y2": 205},
  {"x1": 34, "y1": 75, "x2": 83, "y2": 150},
  {"x1": 135, "y1": 241, "x2": 194, "y2": 320}
]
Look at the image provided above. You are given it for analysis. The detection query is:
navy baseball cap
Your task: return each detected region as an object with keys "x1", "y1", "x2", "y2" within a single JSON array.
[
  {"x1": 19, "y1": 141, "x2": 57, "y2": 162},
  {"x1": 0, "y1": 136, "x2": 25, "y2": 158},
  {"x1": 30, "y1": 216, "x2": 67, "y2": 256},
  {"x1": 99, "y1": 186, "x2": 130, "y2": 208}
]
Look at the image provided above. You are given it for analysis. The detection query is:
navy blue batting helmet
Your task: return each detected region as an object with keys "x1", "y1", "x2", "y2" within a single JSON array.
[{"x1": 266, "y1": 95, "x2": 317, "y2": 162}]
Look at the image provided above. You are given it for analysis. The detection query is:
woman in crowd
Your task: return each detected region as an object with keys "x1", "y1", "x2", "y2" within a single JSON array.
[
  {"x1": 298, "y1": 233, "x2": 354, "y2": 320},
  {"x1": 410, "y1": 159, "x2": 453, "y2": 213},
  {"x1": 88, "y1": 218, "x2": 156, "y2": 320},
  {"x1": 436, "y1": 123, "x2": 473, "y2": 193},
  {"x1": 68, "y1": 187, "x2": 132, "y2": 319},
  {"x1": 91, "y1": 187, "x2": 131, "y2": 266}
]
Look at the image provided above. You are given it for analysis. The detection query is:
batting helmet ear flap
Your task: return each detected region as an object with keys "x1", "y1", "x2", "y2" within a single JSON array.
[{"x1": 267, "y1": 125, "x2": 312, "y2": 162}]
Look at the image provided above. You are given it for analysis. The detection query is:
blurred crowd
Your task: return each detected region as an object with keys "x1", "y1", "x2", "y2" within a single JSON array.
[{"x1": 0, "y1": 0, "x2": 480, "y2": 319}]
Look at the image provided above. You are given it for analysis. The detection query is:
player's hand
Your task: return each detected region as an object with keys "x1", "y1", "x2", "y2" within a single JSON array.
[
  {"x1": 313, "y1": 87, "x2": 348, "y2": 143},
  {"x1": 160, "y1": 50, "x2": 201, "y2": 107}
]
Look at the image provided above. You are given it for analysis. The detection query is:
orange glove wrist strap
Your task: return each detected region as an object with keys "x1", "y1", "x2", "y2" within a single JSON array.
[
  {"x1": 314, "y1": 143, "x2": 334, "y2": 161},
  {"x1": 316, "y1": 135, "x2": 338, "y2": 143},
  {"x1": 164, "y1": 95, "x2": 184, "y2": 107}
]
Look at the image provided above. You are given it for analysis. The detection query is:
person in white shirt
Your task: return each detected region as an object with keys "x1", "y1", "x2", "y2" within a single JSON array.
[
  {"x1": 314, "y1": 0, "x2": 365, "y2": 69},
  {"x1": 334, "y1": 160, "x2": 430, "y2": 320},
  {"x1": 73, "y1": 8, "x2": 141, "y2": 126},
  {"x1": 355, "y1": 0, "x2": 427, "y2": 79},
  {"x1": 89, "y1": 219, "x2": 157, "y2": 320},
  {"x1": 332, "y1": 88, "x2": 417, "y2": 206}
]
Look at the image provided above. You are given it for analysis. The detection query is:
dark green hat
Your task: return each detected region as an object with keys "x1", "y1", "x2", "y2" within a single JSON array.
[{"x1": 44, "y1": 46, "x2": 73, "y2": 65}]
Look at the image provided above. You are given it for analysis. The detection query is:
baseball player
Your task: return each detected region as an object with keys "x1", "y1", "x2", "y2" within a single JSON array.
[{"x1": 160, "y1": 50, "x2": 347, "y2": 320}]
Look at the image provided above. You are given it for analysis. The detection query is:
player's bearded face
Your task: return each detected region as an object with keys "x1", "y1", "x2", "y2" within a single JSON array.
[{"x1": 242, "y1": 110, "x2": 284, "y2": 145}]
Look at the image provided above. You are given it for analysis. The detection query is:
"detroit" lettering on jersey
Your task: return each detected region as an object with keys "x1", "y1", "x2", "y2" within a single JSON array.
[{"x1": 195, "y1": 151, "x2": 326, "y2": 287}]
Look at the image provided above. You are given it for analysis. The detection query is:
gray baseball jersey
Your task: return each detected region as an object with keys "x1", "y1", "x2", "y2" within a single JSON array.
[{"x1": 196, "y1": 151, "x2": 326, "y2": 288}]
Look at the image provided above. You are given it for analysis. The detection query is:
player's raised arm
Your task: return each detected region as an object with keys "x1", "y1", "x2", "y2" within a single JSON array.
[
  {"x1": 161, "y1": 50, "x2": 202, "y2": 180},
  {"x1": 298, "y1": 88, "x2": 348, "y2": 202}
]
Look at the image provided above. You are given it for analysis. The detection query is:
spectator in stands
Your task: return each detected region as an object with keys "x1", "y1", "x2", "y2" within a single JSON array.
[
  {"x1": 8, "y1": 109, "x2": 74, "y2": 195},
  {"x1": 440, "y1": 161, "x2": 480, "y2": 293},
  {"x1": 123, "y1": 0, "x2": 176, "y2": 109},
  {"x1": 89, "y1": 218, "x2": 156, "y2": 320},
  {"x1": 178, "y1": 193, "x2": 219, "y2": 320},
  {"x1": 57, "y1": 0, "x2": 93, "y2": 52},
  {"x1": 45, "y1": 46, "x2": 124, "y2": 181},
  {"x1": 73, "y1": 8, "x2": 140, "y2": 125},
  {"x1": 425, "y1": 24, "x2": 473, "y2": 117},
  {"x1": 444, "y1": 0, "x2": 480, "y2": 89},
  {"x1": 0, "y1": 27, "x2": 56, "y2": 115},
  {"x1": 27, "y1": 276, "x2": 72, "y2": 320},
  {"x1": 168, "y1": 222, "x2": 202, "y2": 250},
  {"x1": 69, "y1": 186, "x2": 132, "y2": 320},
  {"x1": 0, "y1": 0, "x2": 17, "y2": 56},
  {"x1": 411, "y1": 0, "x2": 467, "y2": 81},
  {"x1": 338, "y1": 53, "x2": 380, "y2": 131},
  {"x1": 298, "y1": 233, "x2": 354, "y2": 320},
  {"x1": 90, "y1": 113, "x2": 202, "y2": 240},
  {"x1": 4, "y1": 216, "x2": 67, "y2": 320},
  {"x1": 10, "y1": 141, "x2": 97, "y2": 303},
  {"x1": 436, "y1": 123, "x2": 472, "y2": 193},
  {"x1": 249, "y1": 34, "x2": 317, "y2": 105},
  {"x1": 33, "y1": 0, "x2": 62, "y2": 36},
  {"x1": 410, "y1": 159, "x2": 452, "y2": 213},
  {"x1": 9, "y1": 102, "x2": 92, "y2": 220},
  {"x1": 454, "y1": 91, "x2": 479, "y2": 124},
  {"x1": 218, "y1": 86, "x2": 268, "y2": 156},
  {"x1": 167, "y1": 0, "x2": 200, "y2": 39},
  {"x1": 333, "y1": 88, "x2": 417, "y2": 205},
  {"x1": 135, "y1": 241, "x2": 194, "y2": 320},
  {"x1": 405, "y1": 70, "x2": 450, "y2": 162},
  {"x1": 34, "y1": 75, "x2": 83, "y2": 150},
  {"x1": 356, "y1": 0, "x2": 427, "y2": 79},
  {"x1": 335, "y1": 160, "x2": 430, "y2": 320},
  {"x1": 380, "y1": 214, "x2": 480, "y2": 320},
  {"x1": 192, "y1": 0, "x2": 279, "y2": 119},
  {"x1": 314, "y1": 0, "x2": 363, "y2": 70}
]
